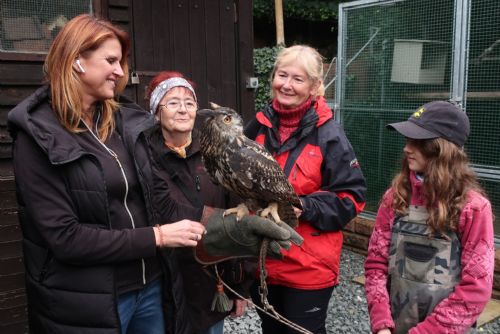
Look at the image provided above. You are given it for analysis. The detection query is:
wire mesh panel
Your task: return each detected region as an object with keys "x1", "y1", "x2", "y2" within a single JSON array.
[
  {"x1": 338, "y1": 0, "x2": 500, "y2": 237},
  {"x1": 0, "y1": 0, "x2": 92, "y2": 53},
  {"x1": 466, "y1": 0, "x2": 500, "y2": 235},
  {"x1": 337, "y1": 0, "x2": 455, "y2": 214}
]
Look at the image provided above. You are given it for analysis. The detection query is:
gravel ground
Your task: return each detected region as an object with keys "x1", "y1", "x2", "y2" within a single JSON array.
[{"x1": 224, "y1": 249, "x2": 500, "y2": 333}]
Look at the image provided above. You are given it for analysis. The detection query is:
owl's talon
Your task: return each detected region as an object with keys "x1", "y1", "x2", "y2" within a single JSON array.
[
  {"x1": 223, "y1": 203, "x2": 250, "y2": 221},
  {"x1": 260, "y1": 202, "x2": 281, "y2": 223}
]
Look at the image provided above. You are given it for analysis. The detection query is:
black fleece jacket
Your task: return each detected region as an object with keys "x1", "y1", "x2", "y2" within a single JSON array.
[{"x1": 8, "y1": 86, "x2": 200, "y2": 334}]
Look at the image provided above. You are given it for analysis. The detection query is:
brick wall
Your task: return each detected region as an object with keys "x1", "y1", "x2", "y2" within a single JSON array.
[{"x1": 343, "y1": 217, "x2": 500, "y2": 299}]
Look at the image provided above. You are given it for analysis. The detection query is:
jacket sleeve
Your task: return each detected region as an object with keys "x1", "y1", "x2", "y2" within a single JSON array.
[
  {"x1": 409, "y1": 195, "x2": 494, "y2": 334},
  {"x1": 364, "y1": 190, "x2": 396, "y2": 333},
  {"x1": 13, "y1": 131, "x2": 157, "y2": 265},
  {"x1": 299, "y1": 123, "x2": 367, "y2": 231}
]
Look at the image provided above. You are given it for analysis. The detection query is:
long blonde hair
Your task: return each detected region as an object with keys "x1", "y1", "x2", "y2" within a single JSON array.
[
  {"x1": 44, "y1": 14, "x2": 130, "y2": 141},
  {"x1": 391, "y1": 138, "x2": 484, "y2": 233},
  {"x1": 271, "y1": 45, "x2": 325, "y2": 98}
]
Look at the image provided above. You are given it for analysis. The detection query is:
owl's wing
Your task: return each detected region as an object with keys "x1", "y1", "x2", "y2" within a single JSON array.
[
  {"x1": 225, "y1": 137, "x2": 300, "y2": 228},
  {"x1": 227, "y1": 137, "x2": 299, "y2": 205},
  {"x1": 201, "y1": 155, "x2": 220, "y2": 186}
]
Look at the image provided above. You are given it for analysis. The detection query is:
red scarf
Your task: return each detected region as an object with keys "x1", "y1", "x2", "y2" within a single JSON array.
[{"x1": 273, "y1": 97, "x2": 312, "y2": 144}]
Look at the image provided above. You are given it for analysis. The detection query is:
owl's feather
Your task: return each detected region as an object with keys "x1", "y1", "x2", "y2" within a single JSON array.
[{"x1": 198, "y1": 105, "x2": 301, "y2": 228}]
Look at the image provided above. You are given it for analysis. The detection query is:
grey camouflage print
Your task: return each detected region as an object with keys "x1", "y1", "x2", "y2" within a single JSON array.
[{"x1": 388, "y1": 205, "x2": 463, "y2": 333}]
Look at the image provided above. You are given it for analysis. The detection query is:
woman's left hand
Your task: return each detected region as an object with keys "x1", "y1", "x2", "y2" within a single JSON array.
[{"x1": 230, "y1": 299, "x2": 248, "y2": 318}]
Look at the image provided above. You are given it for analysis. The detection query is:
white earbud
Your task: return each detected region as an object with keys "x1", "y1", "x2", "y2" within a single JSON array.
[{"x1": 76, "y1": 59, "x2": 85, "y2": 73}]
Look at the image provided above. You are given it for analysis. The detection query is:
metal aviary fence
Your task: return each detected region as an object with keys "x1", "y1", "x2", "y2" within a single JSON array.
[
  {"x1": 334, "y1": 0, "x2": 500, "y2": 239},
  {"x1": 0, "y1": 0, "x2": 92, "y2": 54}
]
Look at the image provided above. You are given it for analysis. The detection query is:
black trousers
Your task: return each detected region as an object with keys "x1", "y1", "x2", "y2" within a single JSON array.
[{"x1": 250, "y1": 282, "x2": 334, "y2": 334}]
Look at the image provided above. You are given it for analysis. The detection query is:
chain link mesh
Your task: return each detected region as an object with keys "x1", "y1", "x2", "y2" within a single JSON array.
[
  {"x1": 0, "y1": 0, "x2": 92, "y2": 53},
  {"x1": 337, "y1": 0, "x2": 499, "y2": 235},
  {"x1": 466, "y1": 0, "x2": 500, "y2": 235}
]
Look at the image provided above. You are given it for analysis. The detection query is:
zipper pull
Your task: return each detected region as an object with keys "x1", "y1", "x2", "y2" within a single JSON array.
[{"x1": 195, "y1": 176, "x2": 201, "y2": 191}]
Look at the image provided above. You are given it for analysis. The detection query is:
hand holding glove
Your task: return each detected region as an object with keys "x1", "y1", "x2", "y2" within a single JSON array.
[{"x1": 195, "y1": 207, "x2": 303, "y2": 265}]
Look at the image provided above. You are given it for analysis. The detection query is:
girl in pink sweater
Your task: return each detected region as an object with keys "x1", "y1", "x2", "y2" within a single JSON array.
[{"x1": 364, "y1": 101, "x2": 494, "y2": 334}]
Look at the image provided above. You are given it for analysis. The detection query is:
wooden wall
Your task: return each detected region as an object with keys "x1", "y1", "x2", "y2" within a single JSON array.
[
  {"x1": 128, "y1": 0, "x2": 255, "y2": 122},
  {"x1": 0, "y1": 1, "x2": 254, "y2": 332}
]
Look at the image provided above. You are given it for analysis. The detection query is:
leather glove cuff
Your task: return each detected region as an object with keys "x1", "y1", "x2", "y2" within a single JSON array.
[{"x1": 195, "y1": 206, "x2": 232, "y2": 265}]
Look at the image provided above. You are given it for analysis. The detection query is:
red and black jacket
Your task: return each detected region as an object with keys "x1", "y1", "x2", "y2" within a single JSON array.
[{"x1": 245, "y1": 97, "x2": 367, "y2": 289}]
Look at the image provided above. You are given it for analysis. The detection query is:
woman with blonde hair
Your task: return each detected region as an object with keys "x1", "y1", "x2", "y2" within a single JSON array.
[
  {"x1": 245, "y1": 44, "x2": 367, "y2": 333},
  {"x1": 364, "y1": 101, "x2": 494, "y2": 333}
]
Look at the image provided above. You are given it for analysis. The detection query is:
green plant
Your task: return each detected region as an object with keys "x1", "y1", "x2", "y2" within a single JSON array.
[
  {"x1": 253, "y1": 46, "x2": 283, "y2": 111},
  {"x1": 254, "y1": 0, "x2": 340, "y2": 22}
]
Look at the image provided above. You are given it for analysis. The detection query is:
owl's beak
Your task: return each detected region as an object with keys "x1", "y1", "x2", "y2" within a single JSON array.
[
  {"x1": 196, "y1": 109, "x2": 216, "y2": 117},
  {"x1": 197, "y1": 108, "x2": 227, "y2": 118}
]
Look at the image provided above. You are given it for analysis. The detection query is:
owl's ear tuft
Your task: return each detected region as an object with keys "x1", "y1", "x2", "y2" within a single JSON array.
[{"x1": 209, "y1": 102, "x2": 221, "y2": 110}]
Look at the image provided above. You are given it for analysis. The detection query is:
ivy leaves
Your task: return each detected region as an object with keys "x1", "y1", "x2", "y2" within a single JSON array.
[{"x1": 253, "y1": 46, "x2": 283, "y2": 111}]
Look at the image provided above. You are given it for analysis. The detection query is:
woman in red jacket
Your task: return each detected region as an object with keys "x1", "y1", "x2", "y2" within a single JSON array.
[
  {"x1": 246, "y1": 45, "x2": 367, "y2": 334},
  {"x1": 364, "y1": 101, "x2": 494, "y2": 333}
]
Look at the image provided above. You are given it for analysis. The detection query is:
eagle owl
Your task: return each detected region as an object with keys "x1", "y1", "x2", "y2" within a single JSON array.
[{"x1": 197, "y1": 103, "x2": 301, "y2": 228}]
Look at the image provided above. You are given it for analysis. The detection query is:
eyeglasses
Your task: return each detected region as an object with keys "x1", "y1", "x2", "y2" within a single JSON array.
[{"x1": 159, "y1": 99, "x2": 198, "y2": 112}]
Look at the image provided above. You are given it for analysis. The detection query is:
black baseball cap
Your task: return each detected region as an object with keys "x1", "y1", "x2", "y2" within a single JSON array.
[{"x1": 386, "y1": 101, "x2": 470, "y2": 146}]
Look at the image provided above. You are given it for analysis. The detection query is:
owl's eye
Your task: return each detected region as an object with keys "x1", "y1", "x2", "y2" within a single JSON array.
[{"x1": 223, "y1": 115, "x2": 232, "y2": 124}]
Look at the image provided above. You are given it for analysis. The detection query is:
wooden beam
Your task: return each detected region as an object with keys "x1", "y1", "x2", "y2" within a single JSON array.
[{"x1": 275, "y1": 0, "x2": 284, "y2": 45}]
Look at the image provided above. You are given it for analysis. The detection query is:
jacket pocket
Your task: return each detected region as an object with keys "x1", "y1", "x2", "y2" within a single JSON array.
[
  {"x1": 22, "y1": 239, "x2": 52, "y2": 282},
  {"x1": 292, "y1": 148, "x2": 322, "y2": 195},
  {"x1": 298, "y1": 224, "x2": 342, "y2": 274},
  {"x1": 402, "y1": 241, "x2": 438, "y2": 283}
]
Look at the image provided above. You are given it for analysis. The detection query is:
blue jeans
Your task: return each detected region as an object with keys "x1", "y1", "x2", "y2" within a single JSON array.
[
  {"x1": 117, "y1": 279, "x2": 165, "y2": 334},
  {"x1": 198, "y1": 319, "x2": 224, "y2": 334}
]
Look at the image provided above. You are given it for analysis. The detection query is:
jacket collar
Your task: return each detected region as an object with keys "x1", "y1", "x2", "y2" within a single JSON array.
[
  {"x1": 8, "y1": 85, "x2": 154, "y2": 165},
  {"x1": 256, "y1": 96, "x2": 333, "y2": 130},
  {"x1": 116, "y1": 97, "x2": 155, "y2": 151},
  {"x1": 409, "y1": 171, "x2": 427, "y2": 206},
  {"x1": 8, "y1": 85, "x2": 87, "y2": 165},
  {"x1": 256, "y1": 96, "x2": 334, "y2": 153},
  {"x1": 314, "y1": 97, "x2": 333, "y2": 127},
  {"x1": 146, "y1": 125, "x2": 201, "y2": 159}
]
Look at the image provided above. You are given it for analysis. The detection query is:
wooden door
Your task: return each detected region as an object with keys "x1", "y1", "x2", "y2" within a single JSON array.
[{"x1": 129, "y1": 0, "x2": 254, "y2": 121}]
